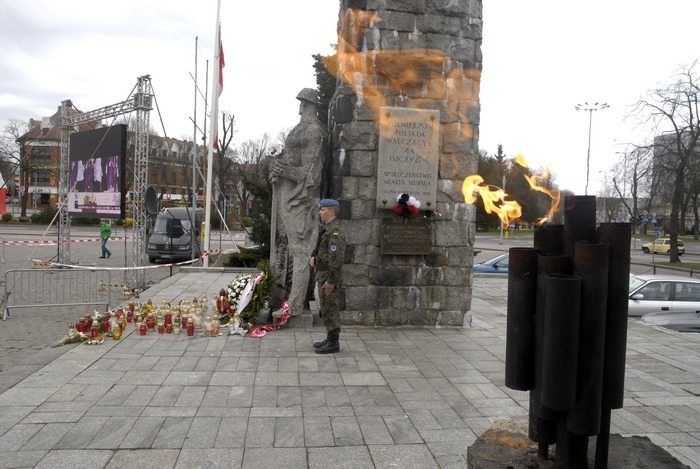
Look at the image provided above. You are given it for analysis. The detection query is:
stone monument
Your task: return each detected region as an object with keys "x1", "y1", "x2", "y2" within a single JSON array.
[
  {"x1": 270, "y1": 88, "x2": 327, "y2": 324},
  {"x1": 322, "y1": 0, "x2": 482, "y2": 326}
]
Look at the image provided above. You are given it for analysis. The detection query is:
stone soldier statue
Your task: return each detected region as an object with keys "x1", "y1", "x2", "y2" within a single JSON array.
[{"x1": 270, "y1": 88, "x2": 326, "y2": 318}]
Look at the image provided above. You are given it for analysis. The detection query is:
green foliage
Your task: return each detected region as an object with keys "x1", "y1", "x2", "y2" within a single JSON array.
[
  {"x1": 224, "y1": 246, "x2": 269, "y2": 268},
  {"x1": 18, "y1": 216, "x2": 29, "y2": 222},
  {"x1": 2, "y1": 212, "x2": 11, "y2": 222},
  {"x1": 250, "y1": 214, "x2": 270, "y2": 249},
  {"x1": 241, "y1": 216, "x2": 253, "y2": 227},
  {"x1": 29, "y1": 206, "x2": 57, "y2": 224},
  {"x1": 312, "y1": 53, "x2": 337, "y2": 128},
  {"x1": 241, "y1": 171, "x2": 272, "y2": 250}
]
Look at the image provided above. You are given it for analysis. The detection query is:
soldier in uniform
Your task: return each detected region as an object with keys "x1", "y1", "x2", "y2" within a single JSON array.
[{"x1": 309, "y1": 199, "x2": 345, "y2": 354}]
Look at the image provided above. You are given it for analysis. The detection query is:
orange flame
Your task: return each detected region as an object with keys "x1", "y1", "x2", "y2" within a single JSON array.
[
  {"x1": 325, "y1": 9, "x2": 481, "y2": 141},
  {"x1": 524, "y1": 168, "x2": 561, "y2": 225},
  {"x1": 462, "y1": 175, "x2": 522, "y2": 228}
]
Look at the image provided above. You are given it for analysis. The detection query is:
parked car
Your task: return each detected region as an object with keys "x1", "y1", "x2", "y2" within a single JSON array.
[
  {"x1": 473, "y1": 252, "x2": 509, "y2": 275},
  {"x1": 641, "y1": 238, "x2": 685, "y2": 255},
  {"x1": 641, "y1": 310, "x2": 700, "y2": 332},
  {"x1": 628, "y1": 274, "x2": 700, "y2": 317}
]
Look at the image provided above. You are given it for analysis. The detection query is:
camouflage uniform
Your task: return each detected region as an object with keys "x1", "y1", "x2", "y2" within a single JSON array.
[{"x1": 313, "y1": 217, "x2": 345, "y2": 332}]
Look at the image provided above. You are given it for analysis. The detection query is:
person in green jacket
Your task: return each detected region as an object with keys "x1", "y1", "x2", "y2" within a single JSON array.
[
  {"x1": 309, "y1": 199, "x2": 346, "y2": 354},
  {"x1": 99, "y1": 220, "x2": 112, "y2": 258}
]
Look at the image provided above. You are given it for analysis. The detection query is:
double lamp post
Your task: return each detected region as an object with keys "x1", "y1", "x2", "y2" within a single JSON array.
[{"x1": 575, "y1": 101, "x2": 609, "y2": 195}]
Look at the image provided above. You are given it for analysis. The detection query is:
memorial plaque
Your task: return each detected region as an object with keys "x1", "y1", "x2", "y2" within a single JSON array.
[
  {"x1": 376, "y1": 106, "x2": 439, "y2": 210},
  {"x1": 380, "y1": 217, "x2": 432, "y2": 255}
]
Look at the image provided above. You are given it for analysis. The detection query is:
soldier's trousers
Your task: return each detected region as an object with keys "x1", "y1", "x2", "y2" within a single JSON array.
[{"x1": 318, "y1": 281, "x2": 341, "y2": 332}]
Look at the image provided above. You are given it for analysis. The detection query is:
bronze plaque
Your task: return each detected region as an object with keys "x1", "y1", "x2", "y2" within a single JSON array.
[{"x1": 380, "y1": 217, "x2": 432, "y2": 255}]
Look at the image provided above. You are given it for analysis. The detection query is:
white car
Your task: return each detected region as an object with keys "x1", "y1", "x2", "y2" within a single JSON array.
[{"x1": 628, "y1": 274, "x2": 700, "y2": 317}]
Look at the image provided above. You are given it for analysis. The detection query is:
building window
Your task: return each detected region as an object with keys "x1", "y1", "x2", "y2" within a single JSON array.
[
  {"x1": 31, "y1": 170, "x2": 51, "y2": 186},
  {"x1": 32, "y1": 146, "x2": 52, "y2": 163}
]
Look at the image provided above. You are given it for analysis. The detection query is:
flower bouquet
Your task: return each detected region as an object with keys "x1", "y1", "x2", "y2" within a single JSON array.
[
  {"x1": 226, "y1": 262, "x2": 274, "y2": 328},
  {"x1": 393, "y1": 193, "x2": 421, "y2": 218}
]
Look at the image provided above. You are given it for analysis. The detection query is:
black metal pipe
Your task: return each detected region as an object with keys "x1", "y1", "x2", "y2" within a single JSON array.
[
  {"x1": 567, "y1": 242, "x2": 609, "y2": 436},
  {"x1": 563, "y1": 196, "x2": 597, "y2": 262},
  {"x1": 597, "y1": 223, "x2": 632, "y2": 410},
  {"x1": 534, "y1": 224, "x2": 564, "y2": 255},
  {"x1": 541, "y1": 274, "x2": 581, "y2": 411},
  {"x1": 528, "y1": 254, "x2": 571, "y2": 445},
  {"x1": 505, "y1": 247, "x2": 539, "y2": 391},
  {"x1": 556, "y1": 419, "x2": 589, "y2": 469}
]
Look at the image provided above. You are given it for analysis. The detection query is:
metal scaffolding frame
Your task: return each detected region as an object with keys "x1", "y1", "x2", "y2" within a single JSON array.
[{"x1": 58, "y1": 75, "x2": 152, "y2": 290}]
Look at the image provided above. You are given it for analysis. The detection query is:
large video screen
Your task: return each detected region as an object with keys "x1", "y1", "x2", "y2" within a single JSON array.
[{"x1": 68, "y1": 125, "x2": 126, "y2": 219}]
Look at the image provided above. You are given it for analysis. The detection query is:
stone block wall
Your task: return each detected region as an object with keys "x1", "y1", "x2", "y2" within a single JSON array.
[{"x1": 327, "y1": 0, "x2": 482, "y2": 326}]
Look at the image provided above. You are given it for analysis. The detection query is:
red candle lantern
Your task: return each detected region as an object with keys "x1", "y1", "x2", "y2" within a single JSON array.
[
  {"x1": 146, "y1": 313, "x2": 156, "y2": 330},
  {"x1": 101, "y1": 315, "x2": 110, "y2": 334},
  {"x1": 186, "y1": 317, "x2": 195, "y2": 336},
  {"x1": 139, "y1": 322, "x2": 147, "y2": 335},
  {"x1": 91, "y1": 320, "x2": 100, "y2": 338}
]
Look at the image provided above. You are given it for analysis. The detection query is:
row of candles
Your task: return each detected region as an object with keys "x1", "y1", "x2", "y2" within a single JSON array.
[{"x1": 73, "y1": 294, "x2": 224, "y2": 340}]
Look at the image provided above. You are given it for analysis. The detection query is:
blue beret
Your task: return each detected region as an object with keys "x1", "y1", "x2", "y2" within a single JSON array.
[{"x1": 319, "y1": 198, "x2": 340, "y2": 208}]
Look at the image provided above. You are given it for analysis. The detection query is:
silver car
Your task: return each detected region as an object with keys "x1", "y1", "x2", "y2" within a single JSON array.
[{"x1": 628, "y1": 274, "x2": 700, "y2": 317}]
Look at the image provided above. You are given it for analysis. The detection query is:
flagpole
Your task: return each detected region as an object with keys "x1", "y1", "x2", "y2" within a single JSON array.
[
  {"x1": 191, "y1": 35, "x2": 198, "y2": 262},
  {"x1": 203, "y1": 0, "x2": 222, "y2": 267}
]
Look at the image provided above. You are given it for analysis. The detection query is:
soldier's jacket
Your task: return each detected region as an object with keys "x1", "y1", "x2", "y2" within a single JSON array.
[{"x1": 313, "y1": 218, "x2": 345, "y2": 284}]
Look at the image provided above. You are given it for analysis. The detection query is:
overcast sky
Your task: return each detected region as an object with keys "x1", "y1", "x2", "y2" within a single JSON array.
[{"x1": 1, "y1": 0, "x2": 699, "y2": 195}]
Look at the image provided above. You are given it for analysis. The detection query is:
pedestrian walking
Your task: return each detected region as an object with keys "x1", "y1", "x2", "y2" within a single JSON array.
[
  {"x1": 309, "y1": 199, "x2": 346, "y2": 354},
  {"x1": 99, "y1": 219, "x2": 112, "y2": 258}
]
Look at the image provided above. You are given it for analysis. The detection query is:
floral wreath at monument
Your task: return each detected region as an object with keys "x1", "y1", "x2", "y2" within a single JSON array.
[
  {"x1": 393, "y1": 193, "x2": 422, "y2": 218},
  {"x1": 225, "y1": 261, "x2": 276, "y2": 330}
]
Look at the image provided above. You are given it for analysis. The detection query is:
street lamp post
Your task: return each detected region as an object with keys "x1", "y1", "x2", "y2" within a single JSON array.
[{"x1": 575, "y1": 101, "x2": 609, "y2": 195}]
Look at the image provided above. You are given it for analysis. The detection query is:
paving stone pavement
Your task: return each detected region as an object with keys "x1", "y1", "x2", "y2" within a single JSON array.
[{"x1": 0, "y1": 269, "x2": 699, "y2": 468}]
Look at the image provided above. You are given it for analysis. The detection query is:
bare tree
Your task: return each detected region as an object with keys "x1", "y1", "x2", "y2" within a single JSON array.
[
  {"x1": 0, "y1": 120, "x2": 29, "y2": 216},
  {"x1": 632, "y1": 61, "x2": 700, "y2": 262},
  {"x1": 611, "y1": 146, "x2": 656, "y2": 233},
  {"x1": 228, "y1": 133, "x2": 282, "y2": 218}
]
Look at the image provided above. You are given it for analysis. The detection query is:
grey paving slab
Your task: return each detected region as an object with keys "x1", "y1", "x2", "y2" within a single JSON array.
[
  {"x1": 308, "y1": 446, "x2": 374, "y2": 469},
  {"x1": 244, "y1": 417, "x2": 275, "y2": 448},
  {"x1": 105, "y1": 449, "x2": 179, "y2": 468},
  {"x1": 274, "y1": 416, "x2": 304, "y2": 447},
  {"x1": 175, "y1": 448, "x2": 243, "y2": 468},
  {"x1": 214, "y1": 417, "x2": 247, "y2": 448},
  {"x1": 368, "y1": 443, "x2": 439, "y2": 468},
  {"x1": 242, "y1": 447, "x2": 307, "y2": 469},
  {"x1": 0, "y1": 450, "x2": 47, "y2": 468},
  {"x1": 182, "y1": 416, "x2": 219, "y2": 449},
  {"x1": 331, "y1": 416, "x2": 364, "y2": 446},
  {"x1": 34, "y1": 449, "x2": 113, "y2": 469},
  {"x1": 54, "y1": 416, "x2": 109, "y2": 450}
]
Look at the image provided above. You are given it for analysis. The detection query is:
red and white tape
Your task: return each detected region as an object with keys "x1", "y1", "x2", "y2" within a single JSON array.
[
  {"x1": 28, "y1": 249, "x2": 223, "y2": 271},
  {"x1": 2, "y1": 236, "x2": 134, "y2": 246}
]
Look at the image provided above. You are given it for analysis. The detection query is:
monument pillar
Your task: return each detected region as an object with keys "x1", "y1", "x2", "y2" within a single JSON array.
[{"x1": 326, "y1": 0, "x2": 482, "y2": 326}]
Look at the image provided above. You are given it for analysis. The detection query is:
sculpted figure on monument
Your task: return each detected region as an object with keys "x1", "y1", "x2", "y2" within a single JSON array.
[{"x1": 270, "y1": 88, "x2": 326, "y2": 316}]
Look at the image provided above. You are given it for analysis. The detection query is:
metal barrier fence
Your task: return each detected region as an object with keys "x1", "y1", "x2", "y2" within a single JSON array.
[{"x1": 2, "y1": 268, "x2": 111, "y2": 320}]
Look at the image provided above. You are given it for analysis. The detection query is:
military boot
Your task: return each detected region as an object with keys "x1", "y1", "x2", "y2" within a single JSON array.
[
  {"x1": 313, "y1": 331, "x2": 331, "y2": 349},
  {"x1": 314, "y1": 330, "x2": 340, "y2": 354}
]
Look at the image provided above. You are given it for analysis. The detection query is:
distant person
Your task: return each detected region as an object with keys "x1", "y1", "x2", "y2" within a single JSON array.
[{"x1": 99, "y1": 220, "x2": 112, "y2": 259}]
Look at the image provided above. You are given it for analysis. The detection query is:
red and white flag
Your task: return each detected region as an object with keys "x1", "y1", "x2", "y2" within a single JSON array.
[{"x1": 214, "y1": 25, "x2": 225, "y2": 150}]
